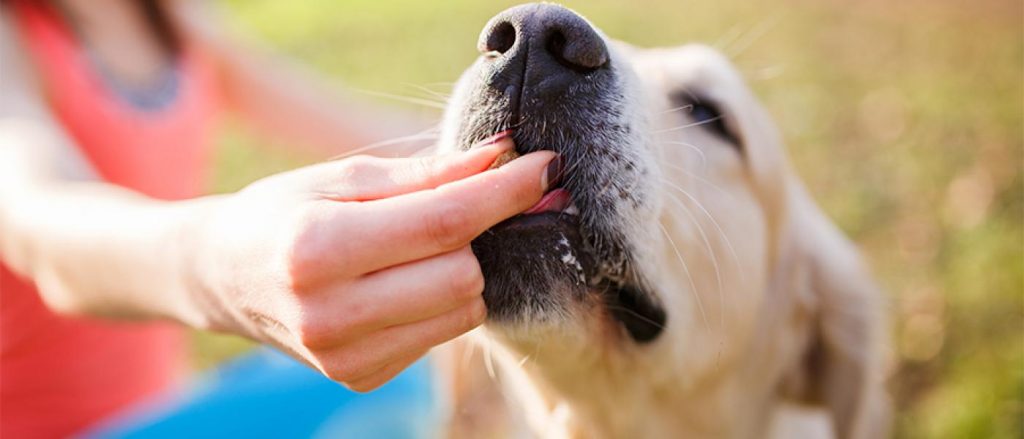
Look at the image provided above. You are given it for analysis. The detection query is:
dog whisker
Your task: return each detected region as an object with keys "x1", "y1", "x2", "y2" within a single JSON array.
[
  {"x1": 744, "y1": 64, "x2": 787, "y2": 81},
  {"x1": 661, "y1": 188, "x2": 726, "y2": 330},
  {"x1": 659, "y1": 104, "x2": 694, "y2": 115},
  {"x1": 401, "y1": 82, "x2": 452, "y2": 101},
  {"x1": 328, "y1": 127, "x2": 440, "y2": 161},
  {"x1": 529, "y1": 336, "x2": 543, "y2": 368},
  {"x1": 462, "y1": 335, "x2": 478, "y2": 370},
  {"x1": 657, "y1": 222, "x2": 709, "y2": 330},
  {"x1": 658, "y1": 140, "x2": 708, "y2": 169},
  {"x1": 348, "y1": 87, "x2": 448, "y2": 109},
  {"x1": 594, "y1": 172, "x2": 619, "y2": 199},
  {"x1": 725, "y1": 13, "x2": 784, "y2": 59},
  {"x1": 712, "y1": 23, "x2": 747, "y2": 52},
  {"x1": 660, "y1": 161, "x2": 735, "y2": 201},
  {"x1": 604, "y1": 304, "x2": 667, "y2": 331},
  {"x1": 518, "y1": 355, "x2": 531, "y2": 367},
  {"x1": 418, "y1": 81, "x2": 457, "y2": 87},
  {"x1": 652, "y1": 116, "x2": 725, "y2": 134},
  {"x1": 659, "y1": 177, "x2": 746, "y2": 287},
  {"x1": 483, "y1": 338, "x2": 497, "y2": 381}
]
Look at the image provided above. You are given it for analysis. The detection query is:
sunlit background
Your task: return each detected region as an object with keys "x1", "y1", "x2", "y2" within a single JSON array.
[{"x1": 192, "y1": 1, "x2": 1024, "y2": 437}]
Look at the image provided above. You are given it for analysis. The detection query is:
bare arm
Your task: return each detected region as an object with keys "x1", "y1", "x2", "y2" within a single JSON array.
[
  {"x1": 0, "y1": 14, "x2": 207, "y2": 323},
  {"x1": 0, "y1": 14, "x2": 556, "y2": 391},
  {"x1": 168, "y1": 1, "x2": 437, "y2": 159}
]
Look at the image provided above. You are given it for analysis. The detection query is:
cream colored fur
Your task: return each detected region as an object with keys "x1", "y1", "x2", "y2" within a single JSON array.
[{"x1": 434, "y1": 41, "x2": 889, "y2": 439}]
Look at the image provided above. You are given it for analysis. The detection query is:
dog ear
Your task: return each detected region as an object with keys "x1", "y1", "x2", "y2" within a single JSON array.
[{"x1": 798, "y1": 217, "x2": 891, "y2": 439}]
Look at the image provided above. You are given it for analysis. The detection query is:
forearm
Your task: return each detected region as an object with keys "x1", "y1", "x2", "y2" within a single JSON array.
[
  {"x1": 0, "y1": 18, "x2": 226, "y2": 330},
  {"x1": 170, "y1": 1, "x2": 435, "y2": 159},
  {"x1": 0, "y1": 177, "x2": 219, "y2": 328},
  {"x1": 220, "y1": 50, "x2": 436, "y2": 158}
]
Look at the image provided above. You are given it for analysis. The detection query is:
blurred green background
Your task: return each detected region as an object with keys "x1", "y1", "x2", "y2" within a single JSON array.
[{"x1": 195, "y1": 0, "x2": 1023, "y2": 437}]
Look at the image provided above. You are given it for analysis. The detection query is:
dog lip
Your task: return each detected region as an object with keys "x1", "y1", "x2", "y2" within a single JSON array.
[
  {"x1": 524, "y1": 188, "x2": 574, "y2": 215},
  {"x1": 601, "y1": 283, "x2": 667, "y2": 343}
]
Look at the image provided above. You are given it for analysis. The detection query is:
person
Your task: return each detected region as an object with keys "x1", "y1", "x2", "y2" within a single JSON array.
[{"x1": 0, "y1": 0, "x2": 558, "y2": 437}]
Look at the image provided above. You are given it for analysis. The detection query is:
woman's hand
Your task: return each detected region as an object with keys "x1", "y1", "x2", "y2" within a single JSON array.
[{"x1": 188, "y1": 136, "x2": 556, "y2": 391}]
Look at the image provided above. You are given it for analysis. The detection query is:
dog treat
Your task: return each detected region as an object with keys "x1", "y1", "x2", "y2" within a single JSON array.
[{"x1": 489, "y1": 148, "x2": 521, "y2": 169}]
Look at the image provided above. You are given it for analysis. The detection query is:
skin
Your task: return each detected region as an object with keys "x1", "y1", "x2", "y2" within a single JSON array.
[{"x1": 0, "y1": 0, "x2": 556, "y2": 392}]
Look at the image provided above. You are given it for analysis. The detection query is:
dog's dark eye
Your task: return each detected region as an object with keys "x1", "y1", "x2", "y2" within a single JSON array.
[
  {"x1": 672, "y1": 94, "x2": 741, "y2": 147},
  {"x1": 690, "y1": 101, "x2": 739, "y2": 145}
]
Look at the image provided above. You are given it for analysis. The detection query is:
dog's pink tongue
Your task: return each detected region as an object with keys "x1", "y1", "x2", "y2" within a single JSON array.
[{"x1": 523, "y1": 189, "x2": 571, "y2": 215}]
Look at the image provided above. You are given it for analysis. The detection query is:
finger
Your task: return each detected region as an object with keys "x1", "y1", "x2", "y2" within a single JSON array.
[
  {"x1": 300, "y1": 135, "x2": 513, "y2": 201},
  {"x1": 301, "y1": 247, "x2": 482, "y2": 346},
  {"x1": 344, "y1": 349, "x2": 428, "y2": 393},
  {"x1": 320, "y1": 298, "x2": 485, "y2": 384},
  {"x1": 320, "y1": 149, "x2": 558, "y2": 274}
]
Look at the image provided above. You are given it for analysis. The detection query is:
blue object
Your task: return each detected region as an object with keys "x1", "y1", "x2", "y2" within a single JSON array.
[{"x1": 82, "y1": 348, "x2": 439, "y2": 439}]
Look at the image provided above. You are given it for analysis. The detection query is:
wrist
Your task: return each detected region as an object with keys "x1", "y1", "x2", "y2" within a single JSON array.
[{"x1": 168, "y1": 194, "x2": 233, "y2": 331}]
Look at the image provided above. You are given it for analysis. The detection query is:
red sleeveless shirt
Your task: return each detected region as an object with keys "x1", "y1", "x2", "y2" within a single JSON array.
[{"x1": 2, "y1": 1, "x2": 222, "y2": 437}]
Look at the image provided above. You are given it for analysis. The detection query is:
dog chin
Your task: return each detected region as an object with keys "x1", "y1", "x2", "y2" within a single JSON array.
[
  {"x1": 480, "y1": 303, "x2": 604, "y2": 357},
  {"x1": 470, "y1": 210, "x2": 592, "y2": 316}
]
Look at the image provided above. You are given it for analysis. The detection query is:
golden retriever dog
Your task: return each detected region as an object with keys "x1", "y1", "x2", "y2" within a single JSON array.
[{"x1": 433, "y1": 4, "x2": 890, "y2": 438}]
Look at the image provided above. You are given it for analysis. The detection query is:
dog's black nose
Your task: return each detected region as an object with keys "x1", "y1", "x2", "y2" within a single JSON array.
[
  {"x1": 479, "y1": 4, "x2": 608, "y2": 72},
  {"x1": 478, "y1": 4, "x2": 609, "y2": 113}
]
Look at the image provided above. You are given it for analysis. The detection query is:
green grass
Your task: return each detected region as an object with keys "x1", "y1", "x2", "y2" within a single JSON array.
[{"x1": 198, "y1": 1, "x2": 1024, "y2": 437}]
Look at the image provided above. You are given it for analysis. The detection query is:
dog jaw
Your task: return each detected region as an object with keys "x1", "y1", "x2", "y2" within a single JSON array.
[{"x1": 436, "y1": 6, "x2": 888, "y2": 439}]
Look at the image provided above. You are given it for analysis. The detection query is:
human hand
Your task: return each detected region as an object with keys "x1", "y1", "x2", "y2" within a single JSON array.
[{"x1": 188, "y1": 135, "x2": 556, "y2": 391}]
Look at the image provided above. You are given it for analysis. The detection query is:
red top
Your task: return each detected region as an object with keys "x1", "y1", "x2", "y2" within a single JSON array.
[{"x1": 2, "y1": 1, "x2": 222, "y2": 437}]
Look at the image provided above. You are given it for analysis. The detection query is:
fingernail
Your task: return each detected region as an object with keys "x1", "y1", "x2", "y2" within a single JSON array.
[
  {"x1": 474, "y1": 130, "x2": 513, "y2": 147},
  {"x1": 541, "y1": 154, "x2": 563, "y2": 191}
]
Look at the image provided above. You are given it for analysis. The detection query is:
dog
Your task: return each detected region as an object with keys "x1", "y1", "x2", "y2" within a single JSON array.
[{"x1": 432, "y1": 4, "x2": 890, "y2": 438}]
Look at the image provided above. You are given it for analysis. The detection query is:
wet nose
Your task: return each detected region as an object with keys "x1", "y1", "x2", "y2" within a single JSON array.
[
  {"x1": 477, "y1": 4, "x2": 609, "y2": 110},
  {"x1": 479, "y1": 4, "x2": 608, "y2": 72}
]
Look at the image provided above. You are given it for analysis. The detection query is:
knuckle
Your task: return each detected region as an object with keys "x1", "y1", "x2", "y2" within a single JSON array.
[
  {"x1": 324, "y1": 356, "x2": 361, "y2": 384},
  {"x1": 334, "y1": 298, "x2": 372, "y2": 335},
  {"x1": 447, "y1": 251, "x2": 484, "y2": 301},
  {"x1": 298, "y1": 298, "x2": 369, "y2": 350},
  {"x1": 283, "y1": 208, "x2": 324, "y2": 291},
  {"x1": 338, "y1": 155, "x2": 377, "y2": 180},
  {"x1": 463, "y1": 298, "x2": 488, "y2": 329},
  {"x1": 346, "y1": 380, "x2": 381, "y2": 394},
  {"x1": 423, "y1": 201, "x2": 475, "y2": 249},
  {"x1": 410, "y1": 156, "x2": 438, "y2": 181},
  {"x1": 296, "y1": 319, "x2": 333, "y2": 351},
  {"x1": 325, "y1": 368, "x2": 352, "y2": 384}
]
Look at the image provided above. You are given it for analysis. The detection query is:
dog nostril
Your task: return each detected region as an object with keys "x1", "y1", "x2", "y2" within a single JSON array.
[
  {"x1": 484, "y1": 21, "x2": 516, "y2": 54},
  {"x1": 478, "y1": 4, "x2": 610, "y2": 97},
  {"x1": 546, "y1": 32, "x2": 568, "y2": 64},
  {"x1": 544, "y1": 28, "x2": 608, "y2": 73}
]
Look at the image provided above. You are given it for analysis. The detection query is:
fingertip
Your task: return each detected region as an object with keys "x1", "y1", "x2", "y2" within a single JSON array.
[
  {"x1": 469, "y1": 136, "x2": 515, "y2": 159},
  {"x1": 540, "y1": 153, "x2": 564, "y2": 191},
  {"x1": 443, "y1": 137, "x2": 514, "y2": 169},
  {"x1": 473, "y1": 130, "x2": 513, "y2": 148},
  {"x1": 492, "y1": 149, "x2": 558, "y2": 189},
  {"x1": 521, "y1": 149, "x2": 559, "y2": 161},
  {"x1": 455, "y1": 149, "x2": 557, "y2": 216},
  {"x1": 416, "y1": 138, "x2": 517, "y2": 188},
  {"x1": 469, "y1": 297, "x2": 488, "y2": 327}
]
